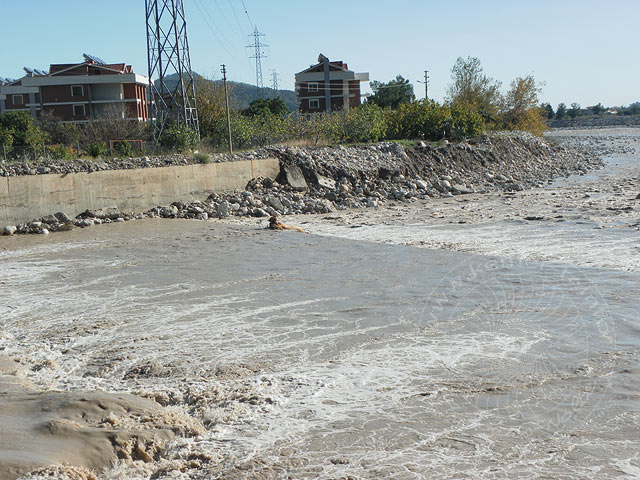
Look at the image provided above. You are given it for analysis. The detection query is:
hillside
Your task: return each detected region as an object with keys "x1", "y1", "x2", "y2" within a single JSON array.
[{"x1": 158, "y1": 73, "x2": 297, "y2": 112}]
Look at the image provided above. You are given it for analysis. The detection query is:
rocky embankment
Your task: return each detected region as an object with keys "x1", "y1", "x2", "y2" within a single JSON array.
[
  {"x1": 2, "y1": 132, "x2": 601, "y2": 235},
  {"x1": 0, "y1": 150, "x2": 273, "y2": 177}
]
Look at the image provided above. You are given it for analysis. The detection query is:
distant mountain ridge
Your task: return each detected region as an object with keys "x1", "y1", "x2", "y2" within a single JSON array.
[{"x1": 158, "y1": 73, "x2": 297, "y2": 112}]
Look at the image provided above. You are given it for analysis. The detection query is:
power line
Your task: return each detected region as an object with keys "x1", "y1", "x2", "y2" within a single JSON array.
[
  {"x1": 241, "y1": 0, "x2": 253, "y2": 28},
  {"x1": 228, "y1": 0, "x2": 248, "y2": 36},
  {"x1": 192, "y1": 0, "x2": 236, "y2": 58},
  {"x1": 194, "y1": 0, "x2": 235, "y2": 58},
  {"x1": 209, "y1": 0, "x2": 246, "y2": 43}
]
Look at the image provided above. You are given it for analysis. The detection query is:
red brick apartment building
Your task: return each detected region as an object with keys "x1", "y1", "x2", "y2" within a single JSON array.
[
  {"x1": 295, "y1": 54, "x2": 369, "y2": 114},
  {"x1": 0, "y1": 54, "x2": 149, "y2": 123}
]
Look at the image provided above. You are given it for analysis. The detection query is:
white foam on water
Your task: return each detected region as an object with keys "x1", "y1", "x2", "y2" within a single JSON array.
[
  {"x1": 0, "y1": 239, "x2": 106, "y2": 260},
  {"x1": 301, "y1": 220, "x2": 640, "y2": 272}
]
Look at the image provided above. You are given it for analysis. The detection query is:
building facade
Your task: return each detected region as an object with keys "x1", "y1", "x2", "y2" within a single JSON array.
[
  {"x1": 295, "y1": 54, "x2": 369, "y2": 114},
  {"x1": 0, "y1": 54, "x2": 149, "y2": 123}
]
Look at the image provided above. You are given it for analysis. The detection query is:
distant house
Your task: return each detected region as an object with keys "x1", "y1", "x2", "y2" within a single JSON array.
[
  {"x1": 295, "y1": 54, "x2": 369, "y2": 114},
  {"x1": 0, "y1": 54, "x2": 149, "y2": 123}
]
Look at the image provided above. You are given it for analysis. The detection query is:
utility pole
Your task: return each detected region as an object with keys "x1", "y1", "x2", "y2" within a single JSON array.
[
  {"x1": 221, "y1": 64, "x2": 233, "y2": 154},
  {"x1": 247, "y1": 26, "x2": 267, "y2": 99},
  {"x1": 424, "y1": 70, "x2": 429, "y2": 100}
]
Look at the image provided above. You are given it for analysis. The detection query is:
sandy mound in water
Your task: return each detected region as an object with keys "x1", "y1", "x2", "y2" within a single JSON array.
[{"x1": 0, "y1": 355, "x2": 203, "y2": 480}]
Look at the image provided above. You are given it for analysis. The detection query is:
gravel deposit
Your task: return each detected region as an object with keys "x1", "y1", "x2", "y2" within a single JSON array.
[
  {"x1": 2, "y1": 132, "x2": 603, "y2": 236},
  {"x1": 0, "y1": 150, "x2": 274, "y2": 177}
]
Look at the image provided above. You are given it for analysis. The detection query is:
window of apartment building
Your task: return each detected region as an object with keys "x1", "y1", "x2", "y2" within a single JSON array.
[
  {"x1": 308, "y1": 82, "x2": 318, "y2": 93},
  {"x1": 71, "y1": 85, "x2": 84, "y2": 97},
  {"x1": 308, "y1": 99, "x2": 320, "y2": 110},
  {"x1": 12, "y1": 94, "x2": 24, "y2": 105},
  {"x1": 73, "y1": 104, "x2": 86, "y2": 116}
]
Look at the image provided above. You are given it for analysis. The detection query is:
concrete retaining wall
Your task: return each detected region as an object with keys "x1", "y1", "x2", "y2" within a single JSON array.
[{"x1": 0, "y1": 158, "x2": 280, "y2": 225}]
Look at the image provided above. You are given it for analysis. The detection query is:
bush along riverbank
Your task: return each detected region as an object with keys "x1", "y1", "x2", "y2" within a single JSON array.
[{"x1": 2, "y1": 132, "x2": 601, "y2": 236}]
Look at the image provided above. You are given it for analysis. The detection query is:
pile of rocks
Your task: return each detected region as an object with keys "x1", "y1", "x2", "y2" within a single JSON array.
[
  {"x1": 545, "y1": 133, "x2": 638, "y2": 157},
  {"x1": 0, "y1": 150, "x2": 273, "y2": 177},
  {"x1": 2, "y1": 132, "x2": 603, "y2": 235}
]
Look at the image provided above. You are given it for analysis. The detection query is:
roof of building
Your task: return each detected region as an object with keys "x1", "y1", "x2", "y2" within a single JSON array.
[{"x1": 296, "y1": 53, "x2": 352, "y2": 75}]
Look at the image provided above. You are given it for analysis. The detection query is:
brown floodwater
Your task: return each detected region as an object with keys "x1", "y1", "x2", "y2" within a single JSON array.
[{"x1": 1, "y1": 214, "x2": 638, "y2": 478}]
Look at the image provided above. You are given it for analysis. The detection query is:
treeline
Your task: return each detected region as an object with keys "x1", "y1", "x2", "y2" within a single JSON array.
[
  {"x1": 541, "y1": 101, "x2": 640, "y2": 120},
  {"x1": 193, "y1": 55, "x2": 547, "y2": 151},
  {"x1": 195, "y1": 72, "x2": 485, "y2": 150}
]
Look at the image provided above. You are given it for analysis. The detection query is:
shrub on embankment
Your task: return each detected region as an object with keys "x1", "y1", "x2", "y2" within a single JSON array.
[{"x1": 195, "y1": 101, "x2": 486, "y2": 151}]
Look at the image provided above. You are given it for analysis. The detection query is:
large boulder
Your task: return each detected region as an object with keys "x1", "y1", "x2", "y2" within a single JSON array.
[
  {"x1": 217, "y1": 201, "x2": 230, "y2": 218},
  {"x1": 54, "y1": 211, "x2": 72, "y2": 223},
  {"x1": 279, "y1": 164, "x2": 307, "y2": 191},
  {"x1": 266, "y1": 195, "x2": 284, "y2": 212},
  {"x1": 84, "y1": 206, "x2": 121, "y2": 220}
]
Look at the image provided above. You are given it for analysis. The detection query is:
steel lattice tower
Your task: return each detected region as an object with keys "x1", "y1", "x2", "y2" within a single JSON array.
[
  {"x1": 146, "y1": 0, "x2": 199, "y2": 140},
  {"x1": 247, "y1": 26, "x2": 267, "y2": 97}
]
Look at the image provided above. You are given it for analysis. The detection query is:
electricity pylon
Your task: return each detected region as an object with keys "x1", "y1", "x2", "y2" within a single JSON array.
[
  {"x1": 146, "y1": 0, "x2": 199, "y2": 140},
  {"x1": 247, "y1": 26, "x2": 267, "y2": 98}
]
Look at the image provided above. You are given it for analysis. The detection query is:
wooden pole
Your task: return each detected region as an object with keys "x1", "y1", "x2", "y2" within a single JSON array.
[{"x1": 221, "y1": 64, "x2": 233, "y2": 154}]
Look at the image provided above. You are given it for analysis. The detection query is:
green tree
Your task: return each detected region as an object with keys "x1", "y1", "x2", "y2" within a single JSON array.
[
  {"x1": 568, "y1": 102, "x2": 581, "y2": 119},
  {"x1": 590, "y1": 103, "x2": 606, "y2": 115},
  {"x1": 385, "y1": 100, "x2": 483, "y2": 141},
  {"x1": 446, "y1": 57, "x2": 502, "y2": 124},
  {"x1": 449, "y1": 104, "x2": 485, "y2": 140},
  {"x1": 622, "y1": 102, "x2": 640, "y2": 115},
  {"x1": 499, "y1": 75, "x2": 546, "y2": 135},
  {"x1": 0, "y1": 111, "x2": 47, "y2": 148},
  {"x1": 158, "y1": 123, "x2": 198, "y2": 152},
  {"x1": 368, "y1": 75, "x2": 415, "y2": 109},
  {"x1": 541, "y1": 103, "x2": 555, "y2": 119},
  {"x1": 556, "y1": 103, "x2": 567, "y2": 119},
  {"x1": 242, "y1": 97, "x2": 289, "y2": 117},
  {"x1": 0, "y1": 126, "x2": 14, "y2": 149},
  {"x1": 321, "y1": 104, "x2": 387, "y2": 144},
  {"x1": 194, "y1": 76, "x2": 229, "y2": 146}
]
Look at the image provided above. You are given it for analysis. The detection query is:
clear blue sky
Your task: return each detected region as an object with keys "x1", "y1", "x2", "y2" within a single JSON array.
[{"x1": 1, "y1": 0, "x2": 638, "y2": 108}]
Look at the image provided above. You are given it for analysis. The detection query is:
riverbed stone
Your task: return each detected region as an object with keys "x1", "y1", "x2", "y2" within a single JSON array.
[
  {"x1": 266, "y1": 195, "x2": 284, "y2": 212},
  {"x1": 251, "y1": 208, "x2": 269, "y2": 217},
  {"x1": 54, "y1": 211, "x2": 72, "y2": 223}
]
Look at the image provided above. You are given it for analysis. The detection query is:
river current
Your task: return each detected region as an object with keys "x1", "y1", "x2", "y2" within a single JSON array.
[{"x1": 1, "y1": 214, "x2": 638, "y2": 478}]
